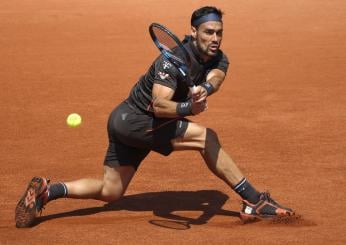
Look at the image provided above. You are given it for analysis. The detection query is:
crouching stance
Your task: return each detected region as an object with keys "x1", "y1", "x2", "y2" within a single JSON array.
[{"x1": 15, "y1": 6, "x2": 294, "y2": 228}]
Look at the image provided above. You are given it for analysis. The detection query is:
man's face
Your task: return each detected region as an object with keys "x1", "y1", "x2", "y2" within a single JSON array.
[{"x1": 191, "y1": 21, "x2": 223, "y2": 60}]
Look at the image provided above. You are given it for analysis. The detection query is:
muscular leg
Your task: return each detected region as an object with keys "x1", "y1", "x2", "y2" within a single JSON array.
[
  {"x1": 172, "y1": 122, "x2": 244, "y2": 187},
  {"x1": 172, "y1": 122, "x2": 261, "y2": 204},
  {"x1": 171, "y1": 122, "x2": 295, "y2": 219},
  {"x1": 63, "y1": 165, "x2": 135, "y2": 203}
]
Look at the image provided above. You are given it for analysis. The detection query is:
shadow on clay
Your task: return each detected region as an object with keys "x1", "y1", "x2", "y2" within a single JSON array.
[{"x1": 35, "y1": 190, "x2": 239, "y2": 228}]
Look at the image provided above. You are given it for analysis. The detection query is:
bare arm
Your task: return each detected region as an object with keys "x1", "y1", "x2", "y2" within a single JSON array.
[
  {"x1": 152, "y1": 83, "x2": 207, "y2": 118},
  {"x1": 152, "y1": 84, "x2": 177, "y2": 118},
  {"x1": 206, "y1": 68, "x2": 226, "y2": 93},
  {"x1": 194, "y1": 69, "x2": 226, "y2": 102}
]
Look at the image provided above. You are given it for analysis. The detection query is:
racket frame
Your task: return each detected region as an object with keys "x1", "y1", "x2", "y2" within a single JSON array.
[{"x1": 149, "y1": 23, "x2": 196, "y2": 90}]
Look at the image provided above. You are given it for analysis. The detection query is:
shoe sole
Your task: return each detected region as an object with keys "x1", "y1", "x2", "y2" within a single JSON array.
[
  {"x1": 240, "y1": 210, "x2": 295, "y2": 223},
  {"x1": 15, "y1": 177, "x2": 48, "y2": 228}
]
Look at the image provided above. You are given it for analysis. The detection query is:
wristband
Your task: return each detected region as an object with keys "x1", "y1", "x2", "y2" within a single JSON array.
[
  {"x1": 176, "y1": 101, "x2": 193, "y2": 117},
  {"x1": 201, "y1": 82, "x2": 214, "y2": 95}
]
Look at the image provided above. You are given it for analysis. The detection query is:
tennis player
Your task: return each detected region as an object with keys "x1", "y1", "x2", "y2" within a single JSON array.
[{"x1": 15, "y1": 6, "x2": 294, "y2": 228}]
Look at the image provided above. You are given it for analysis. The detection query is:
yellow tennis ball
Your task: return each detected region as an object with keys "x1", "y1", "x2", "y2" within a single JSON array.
[{"x1": 66, "y1": 113, "x2": 82, "y2": 128}]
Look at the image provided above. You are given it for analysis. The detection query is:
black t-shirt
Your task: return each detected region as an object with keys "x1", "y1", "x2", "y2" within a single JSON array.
[{"x1": 128, "y1": 36, "x2": 229, "y2": 113}]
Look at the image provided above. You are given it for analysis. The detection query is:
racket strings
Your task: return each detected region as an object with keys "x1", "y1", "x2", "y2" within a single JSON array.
[
  {"x1": 153, "y1": 27, "x2": 178, "y2": 50},
  {"x1": 152, "y1": 27, "x2": 187, "y2": 65}
]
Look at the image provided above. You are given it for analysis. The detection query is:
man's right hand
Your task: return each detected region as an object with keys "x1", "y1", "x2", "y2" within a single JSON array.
[{"x1": 191, "y1": 99, "x2": 208, "y2": 115}]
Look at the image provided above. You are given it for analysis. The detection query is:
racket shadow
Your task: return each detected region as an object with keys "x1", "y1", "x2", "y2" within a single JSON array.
[{"x1": 36, "y1": 190, "x2": 239, "y2": 227}]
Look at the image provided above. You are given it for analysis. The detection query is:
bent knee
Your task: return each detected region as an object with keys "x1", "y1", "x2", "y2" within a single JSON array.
[
  {"x1": 206, "y1": 128, "x2": 219, "y2": 142},
  {"x1": 100, "y1": 165, "x2": 135, "y2": 203},
  {"x1": 101, "y1": 182, "x2": 125, "y2": 203},
  {"x1": 204, "y1": 128, "x2": 220, "y2": 149}
]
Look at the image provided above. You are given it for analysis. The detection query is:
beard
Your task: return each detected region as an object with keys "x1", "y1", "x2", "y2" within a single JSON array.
[{"x1": 196, "y1": 41, "x2": 220, "y2": 58}]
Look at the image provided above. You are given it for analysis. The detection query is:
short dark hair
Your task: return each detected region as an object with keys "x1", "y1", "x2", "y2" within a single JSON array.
[{"x1": 191, "y1": 6, "x2": 224, "y2": 27}]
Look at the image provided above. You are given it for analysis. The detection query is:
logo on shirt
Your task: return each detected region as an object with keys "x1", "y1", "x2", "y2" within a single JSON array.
[
  {"x1": 121, "y1": 113, "x2": 128, "y2": 120},
  {"x1": 158, "y1": 71, "x2": 169, "y2": 80},
  {"x1": 163, "y1": 60, "x2": 172, "y2": 70}
]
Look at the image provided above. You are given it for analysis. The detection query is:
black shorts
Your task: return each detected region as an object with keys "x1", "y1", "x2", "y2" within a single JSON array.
[{"x1": 104, "y1": 100, "x2": 189, "y2": 170}]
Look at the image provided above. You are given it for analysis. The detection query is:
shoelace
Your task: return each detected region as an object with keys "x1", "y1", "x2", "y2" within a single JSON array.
[{"x1": 262, "y1": 192, "x2": 287, "y2": 210}]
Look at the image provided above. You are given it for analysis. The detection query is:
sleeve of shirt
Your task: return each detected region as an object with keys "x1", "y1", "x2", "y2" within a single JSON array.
[
  {"x1": 211, "y1": 51, "x2": 230, "y2": 74},
  {"x1": 153, "y1": 55, "x2": 181, "y2": 90}
]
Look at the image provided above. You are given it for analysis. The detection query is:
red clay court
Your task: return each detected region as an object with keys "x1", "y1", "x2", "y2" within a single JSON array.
[{"x1": 1, "y1": 0, "x2": 345, "y2": 244}]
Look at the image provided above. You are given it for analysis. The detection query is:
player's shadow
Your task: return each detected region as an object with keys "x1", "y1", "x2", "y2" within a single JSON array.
[{"x1": 36, "y1": 190, "x2": 239, "y2": 227}]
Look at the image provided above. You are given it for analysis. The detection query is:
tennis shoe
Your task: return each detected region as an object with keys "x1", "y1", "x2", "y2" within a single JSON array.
[
  {"x1": 240, "y1": 192, "x2": 294, "y2": 222},
  {"x1": 15, "y1": 177, "x2": 49, "y2": 228}
]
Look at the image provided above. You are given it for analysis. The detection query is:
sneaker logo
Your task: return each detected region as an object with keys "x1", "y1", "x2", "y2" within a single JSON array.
[
  {"x1": 25, "y1": 188, "x2": 36, "y2": 208},
  {"x1": 244, "y1": 206, "x2": 253, "y2": 214}
]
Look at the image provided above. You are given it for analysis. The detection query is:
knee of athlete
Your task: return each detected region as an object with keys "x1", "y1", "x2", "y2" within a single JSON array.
[
  {"x1": 205, "y1": 128, "x2": 220, "y2": 148},
  {"x1": 101, "y1": 182, "x2": 124, "y2": 203}
]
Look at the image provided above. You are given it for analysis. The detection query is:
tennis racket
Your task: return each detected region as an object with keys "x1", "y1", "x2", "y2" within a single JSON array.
[{"x1": 149, "y1": 23, "x2": 196, "y2": 93}]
